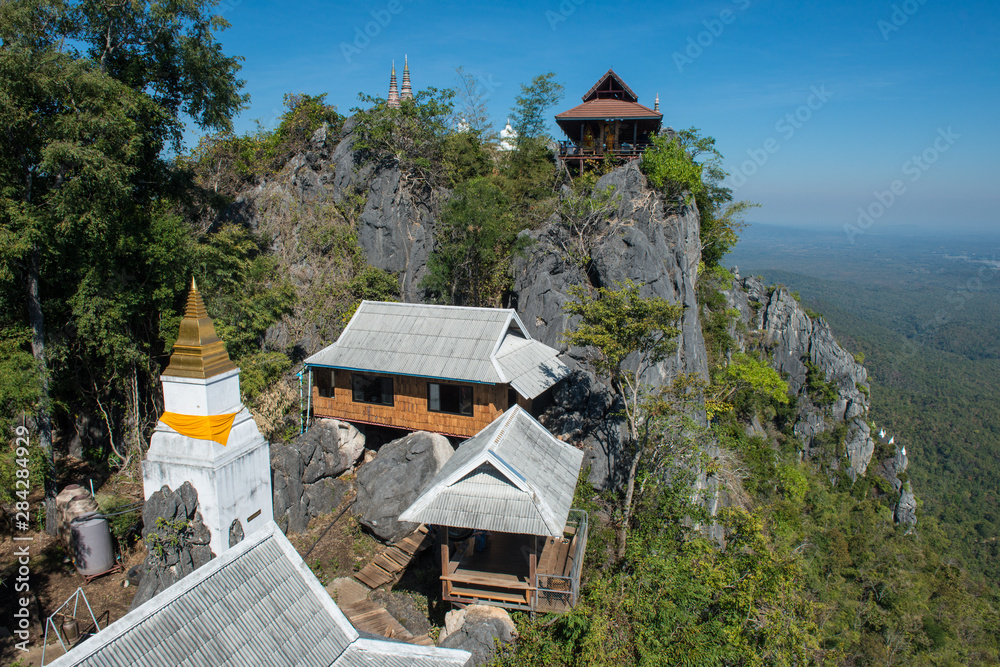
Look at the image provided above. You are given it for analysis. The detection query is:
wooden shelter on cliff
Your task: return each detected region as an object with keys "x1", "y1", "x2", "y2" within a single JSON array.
[
  {"x1": 400, "y1": 406, "x2": 588, "y2": 613},
  {"x1": 555, "y1": 69, "x2": 663, "y2": 170},
  {"x1": 304, "y1": 301, "x2": 570, "y2": 439}
]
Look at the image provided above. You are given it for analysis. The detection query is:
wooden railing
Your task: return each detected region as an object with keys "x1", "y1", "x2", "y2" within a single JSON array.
[{"x1": 558, "y1": 141, "x2": 653, "y2": 160}]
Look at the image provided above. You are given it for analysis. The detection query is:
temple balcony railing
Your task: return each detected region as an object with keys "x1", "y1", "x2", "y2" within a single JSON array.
[{"x1": 557, "y1": 141, "x2": 653, "y2": 160}]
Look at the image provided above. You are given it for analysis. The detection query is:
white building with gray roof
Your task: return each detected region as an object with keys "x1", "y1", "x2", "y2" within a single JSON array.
[{"x1": 47, "y1": 523, "x2": 471, "y2": 667}]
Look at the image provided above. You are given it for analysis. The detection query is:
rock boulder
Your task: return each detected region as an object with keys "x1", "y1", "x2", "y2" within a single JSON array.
[
  {"x1": 131, "y1": 482, "x2": 214, "y2": 609},
  {"x1": 271, "y1": 419, "x2": 361, "y2": 534},
  {"x1": 353, "y1": 431, "x2": 454, "y2": 542},
  {"x1": 438, "y1": 605, "x2": 516, "y2": 666}
]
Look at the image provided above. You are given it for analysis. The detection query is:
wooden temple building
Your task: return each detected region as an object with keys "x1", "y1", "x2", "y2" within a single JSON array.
[
  {"x1": 304, "y1": 301, "x2": 570, "y2": 439},
  {"x1": 400, "y1": 406, "x2": 588, "y2": 613},
  {"x1": 555, "y1": 69, "x2": 663, "y2": 169}
]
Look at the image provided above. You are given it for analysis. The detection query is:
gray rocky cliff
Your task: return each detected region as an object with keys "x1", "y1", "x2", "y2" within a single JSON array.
[
  {"x1": 725, "y1": 272, "x2": 874, "y2": 480},
  {"x1": 222, "y1": 118, "x2": 446, "y2": 355},
  {"x1": 725, "y1": 270, "x2": 917, "y2": 526},
  {"x1": 510, "y1": 162, "x2": 715, "y2": 523}
]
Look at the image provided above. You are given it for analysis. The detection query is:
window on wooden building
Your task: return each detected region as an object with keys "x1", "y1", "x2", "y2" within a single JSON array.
[
  {"x1": 315, "y1": 368, "x2": 335, "y2": 398},
  {"x1": 351, "y1": 374, "x2": 393, "y2": 406},
  {"x1": 428, "y1": 382, "x2": 473, "y2": 416}
]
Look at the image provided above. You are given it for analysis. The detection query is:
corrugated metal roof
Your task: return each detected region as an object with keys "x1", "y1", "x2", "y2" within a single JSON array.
[
  {"x1": 400, "y1": 407, "x2": 584, "y2": 537},
  {"x1": 305, "y1": 302, "x2": 567, "y2": 398},
  {"x1": 555, "y1": 99, "x2": 662, "y2": 120},
  {"x1": 495, "y1": 333, "x2": 571, "y2": 399},
  {"x1": 48, "y1": 523, "x2": 470, "y2": 667}
]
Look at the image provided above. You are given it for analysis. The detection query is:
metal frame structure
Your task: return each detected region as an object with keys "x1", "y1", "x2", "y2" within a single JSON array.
[{"x1": 41, "y1": 588, "x2": 101, "y2": 666}]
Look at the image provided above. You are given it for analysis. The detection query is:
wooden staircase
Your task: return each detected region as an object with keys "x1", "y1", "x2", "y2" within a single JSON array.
[{"x1": 355, "y1": 524, "x2": 433, "y2": 589}]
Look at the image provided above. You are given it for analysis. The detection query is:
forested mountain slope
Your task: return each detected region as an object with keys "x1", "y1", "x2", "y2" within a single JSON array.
[{"x1": 4, "y1": 57, "x2": 998, "y2": 662}]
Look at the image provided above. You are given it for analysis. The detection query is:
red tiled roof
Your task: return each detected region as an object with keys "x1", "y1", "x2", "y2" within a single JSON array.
[
  {"x1": 582, "y1": 69, "x2": 638, "y2": 103},
  {"x1": 555, "y1": 99, "x2": 662, "y2": 120}
]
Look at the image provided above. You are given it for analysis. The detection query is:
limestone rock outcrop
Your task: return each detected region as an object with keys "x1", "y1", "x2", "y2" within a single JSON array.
[
  {"x1": 131, "y1": 482, "x2": 214, "y2": 609},
  {"x1": 438, "y1": 605, "x2": 516, "y2": 666},
  {"x1": 353, "y1": 431, "x2": 454, "y2": 543},
  {"x1": 726, "y1": 272, "x2": 875, "y2": 480},
  {"x1": 513, "y1": 161, "x2": 708, "y2": 489},
  {"x1": 271, "y1": 418, "x2": 362, "y2": 534}
]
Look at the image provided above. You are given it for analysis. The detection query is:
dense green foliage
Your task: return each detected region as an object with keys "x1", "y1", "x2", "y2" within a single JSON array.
[
  {"x1": 641, "y1": 129, "x2": 756, "y2": 267},
  {"x1": 423, "y1": 177, "x2": 530, "y2": 307},
  {"x1": 182, "y1": 93, "x2": 345, "y2": 199},
  {"x1": 0, "y1": 0, "x2": 252, "y2": 472},
  {"x1": 351, "y1": 87, "x2": 456, "y2": 179}
]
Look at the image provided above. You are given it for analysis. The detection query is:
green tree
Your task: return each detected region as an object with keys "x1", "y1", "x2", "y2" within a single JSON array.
[
  {"x1": 640, "y1": 128, "x2": 757, "y2": 267},
  {"x1": 352, "y1": 87, "x2": 455, "y2": 179},
  {"x1": 708, "y1": 352, "x2": 790, "y2": 419},
  {"x1": 423, "y1": 177, "x2": 528, "y2": 307},
  {"x1": 510, "y1": 72, "x2": 564, "y2": 141},
  {"x1": 0, "y1": 0, "x2": 246, "y2": 525},
  {"x1": 562, "y1": 280, "x2": 683, "y2": 557}
]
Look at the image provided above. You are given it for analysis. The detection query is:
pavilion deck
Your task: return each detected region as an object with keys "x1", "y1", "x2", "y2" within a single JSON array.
[
  {"x1": 439, "y1": 510, "x2": 589, "y2": 614},
  {"x1": 557, "y1": 140, "x2": 653, "y2": 160}
]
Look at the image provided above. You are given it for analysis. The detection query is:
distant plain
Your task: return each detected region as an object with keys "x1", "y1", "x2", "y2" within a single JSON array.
[{"x1": 728, "y1": 224, "x2": 1000, "y2": 582}]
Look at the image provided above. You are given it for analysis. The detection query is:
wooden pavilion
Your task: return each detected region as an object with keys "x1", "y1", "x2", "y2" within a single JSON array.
[
  {"x1": 555, "y1": 69, "x2": 663, "y2": 170},
  {"x1": 399, "y1": 406, "x2": 588, "y2": 613}
]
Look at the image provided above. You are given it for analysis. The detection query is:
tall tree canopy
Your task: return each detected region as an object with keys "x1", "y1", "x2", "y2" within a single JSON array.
[{"x1": 0, "y1": 0, "x2": 247, "y2": 524}]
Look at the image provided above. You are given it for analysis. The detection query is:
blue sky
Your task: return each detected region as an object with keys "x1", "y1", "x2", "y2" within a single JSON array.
[{"x1": 206, "y1": 0, "x2": 999, "y2": 233}]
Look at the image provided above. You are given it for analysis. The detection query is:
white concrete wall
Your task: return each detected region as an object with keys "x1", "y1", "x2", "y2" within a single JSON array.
[
  {"x1": 143, "y1": 410, "x2": 273, "y2": 557},
  {"x1": 161, "y1": 369, "x2": 241, "y2": 416}
]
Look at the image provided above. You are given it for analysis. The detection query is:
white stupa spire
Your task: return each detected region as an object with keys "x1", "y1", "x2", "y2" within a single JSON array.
[
  {"x1": 499, "y1": 118, "x2": 517, "y2": 151},
  {"x1": 879, "y1": 428, "x2": 885, "y2": 438},
  {"x1": 889, "y1": 436, "x2": 895, "y2": 445}
]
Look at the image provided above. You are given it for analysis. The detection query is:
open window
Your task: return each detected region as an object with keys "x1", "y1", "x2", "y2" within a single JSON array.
[
  {"x1": 428, "y1": 382, "x2": 473, "y2": 416},
  {"x1": 351, "y1": 374, "x2": 393, "y2": 406}
]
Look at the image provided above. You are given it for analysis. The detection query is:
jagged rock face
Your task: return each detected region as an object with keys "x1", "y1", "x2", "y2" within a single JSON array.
[
  {"x1": 896, "y1": 486, "x2": 917, "y2": 526},
  {"x1": 131, "y1": 482, "x2": 214, "y2": 609},
  {"x1": 726, "y1": 273, "x2": 875, "y2": 480},
  {"x1": 223, "y1": 118, "x2": 444, "y2": 354},
  {"x1": 353, "y1": 431, "x2": 454, "y2": 543},
  {"x1": 271, "y1": 418, "x2": 361, "y2": 534},
  {"x1": 513, "y1": 161, "x2": 707, "y2": 381},
  {"x1": 356, "y1": 166, "x2": 439, "y2": 302},
  {"x1": 513, "y1": 162, "x2": 708, "y2": 489}
]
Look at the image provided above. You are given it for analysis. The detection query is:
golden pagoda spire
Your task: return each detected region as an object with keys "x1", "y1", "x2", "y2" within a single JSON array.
[{"x1": 162, "y1": 277, "x2": 237, "y2": 379}]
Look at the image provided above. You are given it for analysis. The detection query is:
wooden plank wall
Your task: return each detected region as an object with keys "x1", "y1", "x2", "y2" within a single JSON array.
[{"x1": 312, "y1": 369, "x2": 508, "y2": 438}]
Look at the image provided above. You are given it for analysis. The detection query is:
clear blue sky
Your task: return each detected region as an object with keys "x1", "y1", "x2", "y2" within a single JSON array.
[{"x1": 205, "y1": 0, "x2": 999, "y2": 234}]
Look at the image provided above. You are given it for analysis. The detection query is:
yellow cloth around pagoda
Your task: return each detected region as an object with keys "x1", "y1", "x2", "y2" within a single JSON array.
[{"x1": 159, "y1": 412, "x2": 237, "y2": 446}]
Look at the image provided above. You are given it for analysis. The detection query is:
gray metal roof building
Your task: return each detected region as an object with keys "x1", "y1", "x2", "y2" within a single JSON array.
[
  {"x1": 399, "y1": 406, "x2": 584, "y2": 537},
  {"x1": 304, "y1": 302, "x2": 570, "y2": 399},
  {"x1": 47, "y1": 523, "x2": 470, "y2": 667}
]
